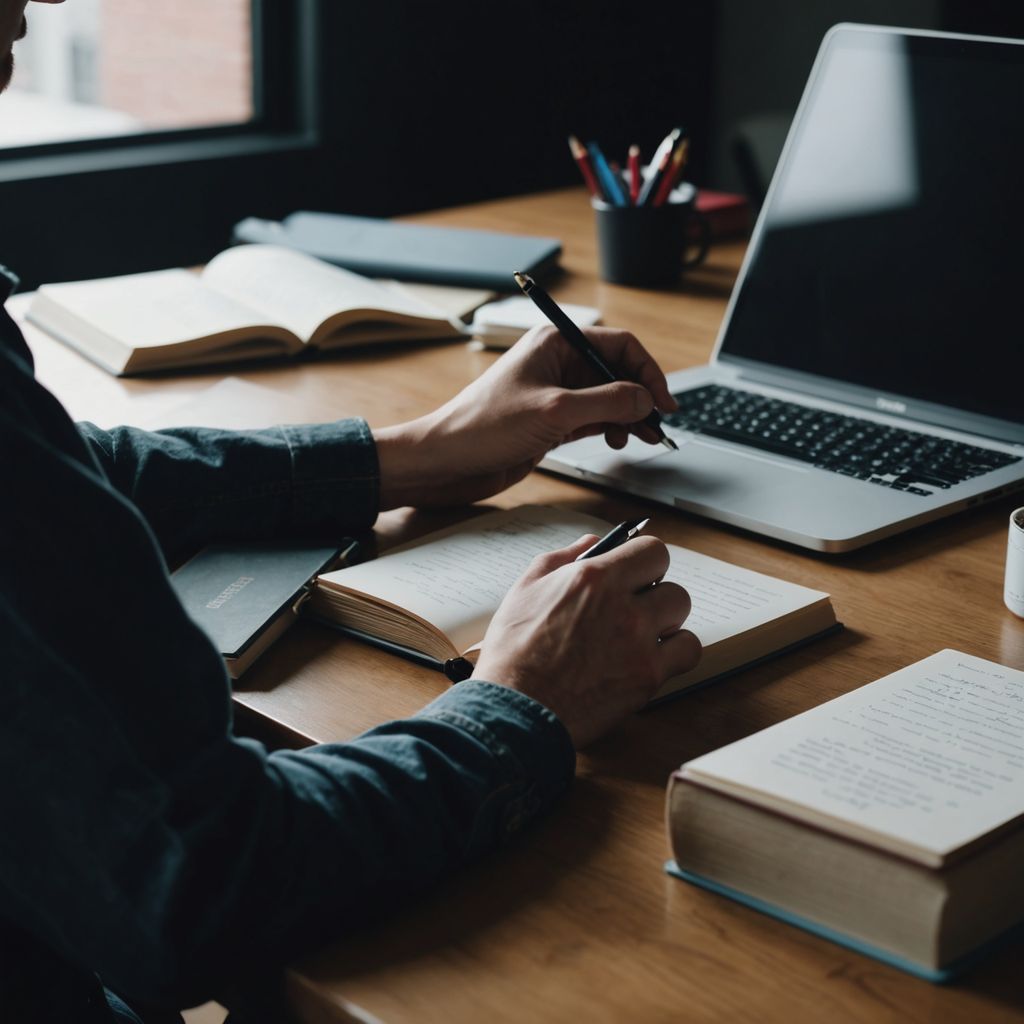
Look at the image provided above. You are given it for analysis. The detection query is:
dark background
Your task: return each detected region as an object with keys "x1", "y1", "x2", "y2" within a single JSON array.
[{"x1": 1, "y1": 0, "x2": 1022, "y2": 288}]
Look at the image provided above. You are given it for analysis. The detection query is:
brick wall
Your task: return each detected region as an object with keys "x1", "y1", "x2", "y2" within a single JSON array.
[{"x1": 98, "y1": 0, "x2": 251, "y2": 128}]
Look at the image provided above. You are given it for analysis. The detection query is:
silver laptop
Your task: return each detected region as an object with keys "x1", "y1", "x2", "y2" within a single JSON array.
[{"x1": 543, "y1": 24, "x2": 1024, "y2": 552}]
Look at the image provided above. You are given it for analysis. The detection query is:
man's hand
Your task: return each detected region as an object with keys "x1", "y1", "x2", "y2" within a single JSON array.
[
  {"x1": 472, "y1": 533, "x2": 701, "y2": 748},
  {"x1": 374, "y1": 325, "x2": 677, "y2": 509}
]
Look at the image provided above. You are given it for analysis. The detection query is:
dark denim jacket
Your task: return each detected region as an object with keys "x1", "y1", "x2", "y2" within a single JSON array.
[{"x1": 0, "y1": 277, "x2": 575, "y2": 1021}]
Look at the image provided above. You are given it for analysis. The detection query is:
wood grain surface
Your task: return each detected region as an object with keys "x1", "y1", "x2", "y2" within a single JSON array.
[{"x1": 24, "y1": 187, "x2": 1024, "y2": 1023}]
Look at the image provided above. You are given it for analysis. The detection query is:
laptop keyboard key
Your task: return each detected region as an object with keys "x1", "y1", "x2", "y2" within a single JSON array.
[{"x1": 669, "y1": 385, "x2": 1021, "y2": 497}]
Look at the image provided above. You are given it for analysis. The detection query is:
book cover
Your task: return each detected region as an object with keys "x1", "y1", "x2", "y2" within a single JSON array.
[
  {"x1": 232, "y1": 212, "x2": 563, "y2": 291},
  {"x1": 171, "y1": 543, "x2": 345, "y2": 660}
]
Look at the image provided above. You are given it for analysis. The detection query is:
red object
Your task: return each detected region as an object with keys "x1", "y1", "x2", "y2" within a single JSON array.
[
  {"x1": 568, "y1": 135, "x2": 601, "y2": 198},
  {"x1": 627, "y1": 144, "x2": 641, "y2": 206},
  {"x1": 694, "y1": 189, "x2": 751, "y2": 238}
]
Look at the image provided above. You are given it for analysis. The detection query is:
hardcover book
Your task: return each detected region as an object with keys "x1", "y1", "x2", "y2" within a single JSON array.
[
  {"x1": 26, "y1": 245, "x2": 489, "y2": 376},
  {"x1": 667, "y1": 650, "x2": 1024, "y2": 980}
]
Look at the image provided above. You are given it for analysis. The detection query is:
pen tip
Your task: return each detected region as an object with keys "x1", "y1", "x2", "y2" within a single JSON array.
[
  {"x1": 513, "y1": 271, "x2": 532, "y2": 292},
  {"x1": 661, "y1": 435, "x2": 679, "y2": 451}
]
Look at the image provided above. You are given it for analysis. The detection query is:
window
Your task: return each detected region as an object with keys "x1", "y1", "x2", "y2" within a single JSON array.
[
  {"x1": 5, "y1": 0, "x2": 255, "y2": 149},
  {"x1": 0, "y1": 0, "x2": 319, "y2": 290}
]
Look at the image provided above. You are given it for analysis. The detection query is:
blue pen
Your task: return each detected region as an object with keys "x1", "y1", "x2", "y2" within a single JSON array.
[{"x1": 587, "y1": 142, "x2": 628, "y2": 207}]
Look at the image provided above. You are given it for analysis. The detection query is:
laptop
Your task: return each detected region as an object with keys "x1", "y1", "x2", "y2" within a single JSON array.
[{"x1": 542, "y1": 24, "x2": 1024, "y2": 552}]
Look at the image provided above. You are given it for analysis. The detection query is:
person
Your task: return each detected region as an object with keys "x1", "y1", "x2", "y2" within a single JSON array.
[{"x1": 0, "y1": 2, "x2": 702, "y2": 1020}]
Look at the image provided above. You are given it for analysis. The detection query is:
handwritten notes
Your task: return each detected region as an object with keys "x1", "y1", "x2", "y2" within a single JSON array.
[
  {"x1": 318, "y1": 507, "x2": 609, "y2": 652},
  {"x1": 662, "y1": 552, "x2": 823, "y2": 646},
  {"x1": 319, "y1": 506, "x2": 828, "y2": 656},
  {"x1": 686, "y1": 650, "x2": 1024, "y2": 860}
]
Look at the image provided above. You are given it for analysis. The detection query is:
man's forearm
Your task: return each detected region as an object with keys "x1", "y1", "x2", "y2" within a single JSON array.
[{"x1": 78, "y1": 418, "x2": 380, "y2": 559}]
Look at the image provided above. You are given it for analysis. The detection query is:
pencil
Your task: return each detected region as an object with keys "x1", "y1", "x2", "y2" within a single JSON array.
[
  {"x1": 628, "y1": 144, "x2": 641, "y2": 206},
  {"x1": 652, "y1": 139, "x2": 690, "y2": 207},
  {"x1": 568, "y1": 135, "x2": 602, "y2": 199},
  {"x1": 587, "y1": 141, "x2": 628, "y2": 207},
  {"x1": 637, "y1": 126, "x2": 682, "y2": 206},
  {"x1": 513, "y1": 271, "x2": 677, "y2": 451}
]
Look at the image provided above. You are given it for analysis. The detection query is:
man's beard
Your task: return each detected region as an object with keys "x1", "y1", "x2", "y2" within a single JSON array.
[
  {"x1": 0, "y1": 51, "x2": 13, "y2": 93},
  {"x1": 1, "y1": 16, "x2": 26, "y2": 93}
]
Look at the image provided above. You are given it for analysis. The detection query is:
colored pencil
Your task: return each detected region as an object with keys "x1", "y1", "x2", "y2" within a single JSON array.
[
  {"x1": 637, "y1": 126, "x2": 682, "y2": 206},
  {"x1": 628, "y1": 144, "x2": 641, "y2": 205},
  {"x1": 568, "y1": 134, "x2": 602, "y2": 199},
  {"x1": 652, "y1": 138, "x2": 690, "y2": 207},
  {"x1": 587, "y1": 141, "x2": 628, "y2": 207}
]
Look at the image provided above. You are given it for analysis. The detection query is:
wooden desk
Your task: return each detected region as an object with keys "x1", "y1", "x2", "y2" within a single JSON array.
[{"x1": 26, "y1": 188, "x2": 1024, "y2": 1023}]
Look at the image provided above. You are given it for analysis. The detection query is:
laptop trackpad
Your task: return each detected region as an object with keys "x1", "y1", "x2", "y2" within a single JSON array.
[{"x1": 556, "y1": 434, "x2": 809, "y2": 506}]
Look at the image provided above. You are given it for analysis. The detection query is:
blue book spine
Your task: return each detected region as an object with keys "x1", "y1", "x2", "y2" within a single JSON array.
[{"x1": 664, "y1": 861, "x2": 969, "y2": 983}]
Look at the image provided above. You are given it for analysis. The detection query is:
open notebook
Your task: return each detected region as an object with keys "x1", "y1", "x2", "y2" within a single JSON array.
[{"x1": 309, "y1": 505, "x2": 840, "y2": 695}]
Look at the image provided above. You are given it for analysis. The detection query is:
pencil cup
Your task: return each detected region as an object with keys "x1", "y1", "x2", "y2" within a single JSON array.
[
  {"x1": 1005, "y1": 508, "x2": 1024, "y2": 618},
  {"x1": 593, "y1": 185, "x2": 711, "y2": 288}
]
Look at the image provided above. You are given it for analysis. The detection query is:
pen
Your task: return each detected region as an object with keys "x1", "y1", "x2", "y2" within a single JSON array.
[
  {"x1": 513, "y1": 271, "x2": 678, "y2": 451},
  {"x1": 575, "y1": 517, "x2": 650, "y2": 560}
]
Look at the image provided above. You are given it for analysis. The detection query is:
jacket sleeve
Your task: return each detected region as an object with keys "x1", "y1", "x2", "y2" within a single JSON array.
[
  {"x1": 3, "y1": 402, "x2": 575, "y2": 1013},
  {"x1": 76, "y1": 418, "x2": 380, "y2": 560}
]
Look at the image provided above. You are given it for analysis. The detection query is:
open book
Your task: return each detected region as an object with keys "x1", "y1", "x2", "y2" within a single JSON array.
[
  {"x1": 668, "y1": 650, "x2": 1024, "y2": 979},
  {"x1": 309, "y1": 506, "x2": 839, "y2": 697},
  {"x1": 25, "y1": 244, "x2": 492, "y2": 375}
]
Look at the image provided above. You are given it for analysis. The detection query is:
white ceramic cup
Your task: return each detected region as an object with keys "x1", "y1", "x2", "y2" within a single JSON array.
[{"x1": 1004, "y1": 507, "x2": 1024, "y2": 618}]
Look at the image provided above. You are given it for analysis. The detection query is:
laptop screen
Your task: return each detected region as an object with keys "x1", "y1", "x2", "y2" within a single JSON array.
[{"x1": 718, "y1": 27, "x2": 1024, "y2": 434}]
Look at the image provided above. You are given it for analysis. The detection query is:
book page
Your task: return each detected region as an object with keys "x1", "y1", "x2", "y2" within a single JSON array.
[
  {"x1": 201, "y1": 245, "x2": 449, "y2": 342},
  {"x1": 685, "y1": 650, "x2": 1024, "y2": 861},
  {"x1": 381, "y1": 280, "x2": 494, "y2": 324},
  {"x1": 662, "y1": 547, "x2": 827, "y2": 648},
  {"x1": 318, "y1": 506, "x2": 610, "y2": 653},
  {"x1": 32, "y1": 269, "x2": 287, "y2": 348}
]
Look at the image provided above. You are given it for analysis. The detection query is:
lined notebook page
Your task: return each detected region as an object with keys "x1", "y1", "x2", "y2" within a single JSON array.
[
  {"x1": 317, "y1": 507, "x2": 609, "y2": 654},
  {"x1": 318, "y1": 505, "x2": 828, "y2": 660},
  {"x1": 684, "y1": 650, "x2": 1024, "y2": 864},
  {"x1": 661, "y1": 550, "x2": 827, "y2": 647}
]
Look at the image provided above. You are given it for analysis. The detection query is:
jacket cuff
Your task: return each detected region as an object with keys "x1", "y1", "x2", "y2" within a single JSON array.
[
  {"x1": 416, "y1": 680, "x2": 577, "y2": 839},
  {"x1": 280, "y1": 418, "x2": 380, "y2": 535}
]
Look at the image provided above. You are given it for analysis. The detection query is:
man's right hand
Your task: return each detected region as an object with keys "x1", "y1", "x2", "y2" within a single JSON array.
[{"x1": 472, "y1": 533, "x2": 701, "y2": 748}]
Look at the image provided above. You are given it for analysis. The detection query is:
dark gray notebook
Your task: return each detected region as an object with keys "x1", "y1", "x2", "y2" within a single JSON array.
[
  {"x1": 171, "y1": 543, "x2": 344, "y2": 663},
  {"x1": 232, "y1": 211, "x2": 562, "y2": 291}
]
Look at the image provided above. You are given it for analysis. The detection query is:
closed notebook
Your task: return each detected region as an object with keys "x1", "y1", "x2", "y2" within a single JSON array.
[
  {"x1": 468, "y1": 295, "x2": 601, "y2": 350},
  {"x1": 171, "y1": 542, "x2": 346, "y2": 678},
  {"x1": 232, "y1": 211, "x2": 563, "y2": 291}
]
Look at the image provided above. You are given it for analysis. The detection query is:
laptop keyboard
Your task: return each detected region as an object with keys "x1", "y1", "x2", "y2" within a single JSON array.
[{"x1": 665, "y1": 385, "x2": 1020, "y2": 496}]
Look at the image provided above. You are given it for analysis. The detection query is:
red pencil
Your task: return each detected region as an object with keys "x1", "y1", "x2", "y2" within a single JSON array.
[
  {"x1": 652, "y1": 139, "x2": 690, "y2": 207},
  {"x1": 568, "y1": 135, "x2": 602, "y2": 199},
  {"x1": 628, "y1": 144, "x2": 641, "y2": 206}
]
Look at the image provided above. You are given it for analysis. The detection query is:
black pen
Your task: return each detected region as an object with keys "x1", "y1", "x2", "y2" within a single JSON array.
[
  {"x1": 575, "y1": 517, "x2": 650, "y2": 561},
  {"x1": 513, "y1": 271, "x2": 678, "y2": 451}
]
